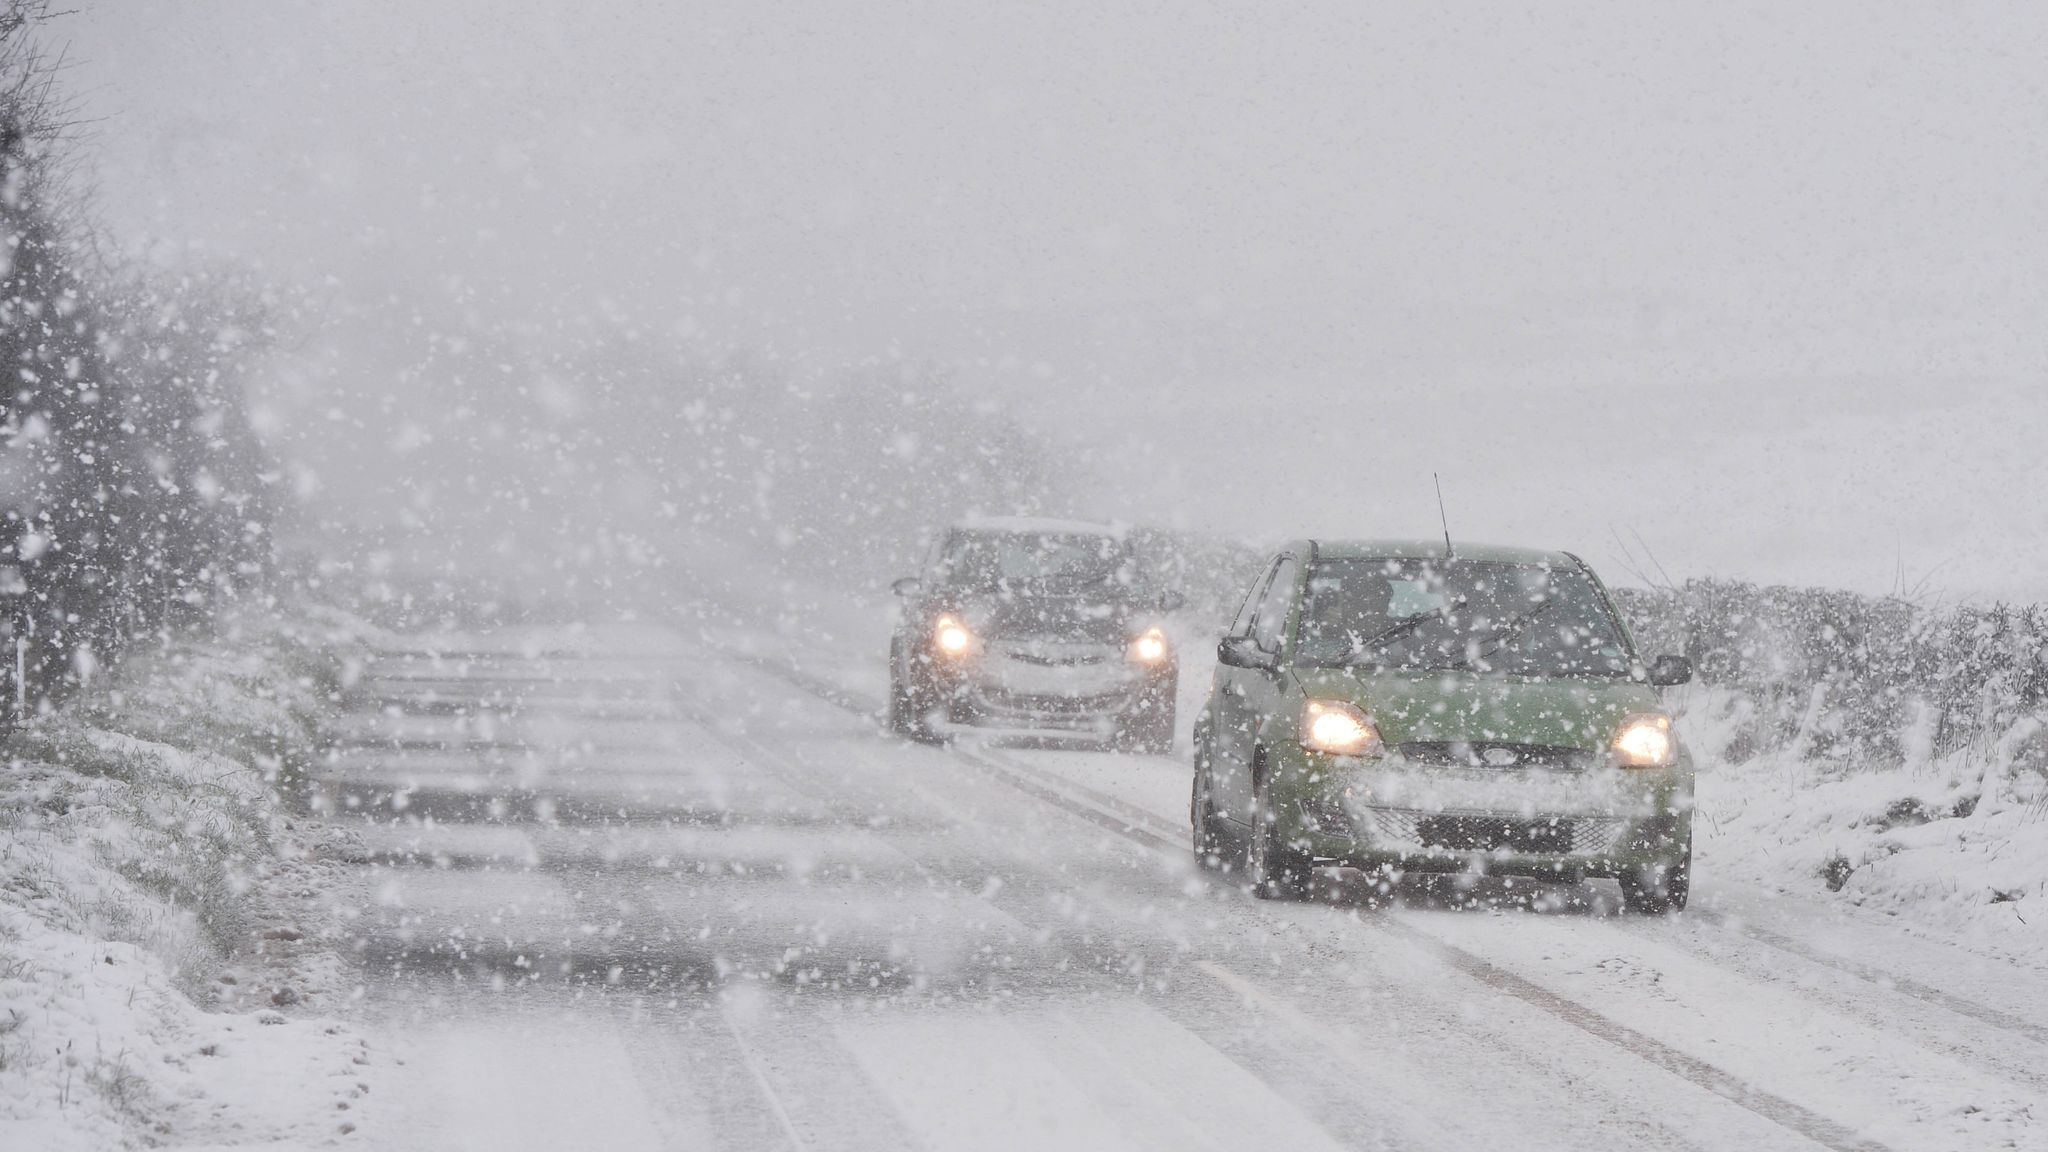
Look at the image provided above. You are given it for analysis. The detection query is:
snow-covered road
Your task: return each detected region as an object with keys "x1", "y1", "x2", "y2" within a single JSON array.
[{"x1": 314, "y1": 622, "x2": 2048, "y2": 1151}]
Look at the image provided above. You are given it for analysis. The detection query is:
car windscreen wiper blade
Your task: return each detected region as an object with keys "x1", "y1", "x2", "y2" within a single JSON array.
[
  {"x1": 1468, "y1": 600, "x2": 1558, "y2": 657},
  {"x1": 1351, "y1": 606, "x2": 1448, "y2": 653}
]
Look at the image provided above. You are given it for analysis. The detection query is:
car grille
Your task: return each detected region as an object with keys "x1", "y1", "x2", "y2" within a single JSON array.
[
  {"x1": 971, "y1": 687, "x2": 1130, "y2": 717},
  {"x1": 1362, "y1": 806, "x2": 1628, "y2": 855},
  {"x1": 1395, "y1": 741, "x2": 1601, "y2": 772},
  {"x1": 989, "y1": 639, "x2": 1117, "y2": 666}
]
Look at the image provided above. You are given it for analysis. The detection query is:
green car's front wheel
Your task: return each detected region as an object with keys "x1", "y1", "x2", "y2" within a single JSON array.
[
  {"x1": 1247, "y1": 774, "x2": 1315, "y2": 900},
  {"x1": 1619, "y1": 841, "x2": 1692, "y2": 914},
  {"x1": 1190, "y1": 729, "x2": 1233, "y2": 870}
]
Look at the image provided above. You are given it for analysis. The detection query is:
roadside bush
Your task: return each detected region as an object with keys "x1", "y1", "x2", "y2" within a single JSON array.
[
  {"x1": 0, "y1": 3, "x2": 274, "y2": 711},
  {"x1": 1614, "y1": 580, "x2": 2048, "y2": 772}
]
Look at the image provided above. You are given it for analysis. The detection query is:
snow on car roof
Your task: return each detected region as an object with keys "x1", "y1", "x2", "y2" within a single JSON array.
[{"x1": 953, "y1": 516, "x2": 1128, "y2": 539}]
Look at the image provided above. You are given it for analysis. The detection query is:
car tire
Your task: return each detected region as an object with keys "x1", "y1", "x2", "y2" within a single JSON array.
[
  {"x1": 887, "y1": 641, "x2": 939, "y2": 743},
  {"x1": 1111, "y1": 670, "x2": 1177, "y2": 755},
  {"x1": 1247, "y1": 767, "x2": 1315, "y2": 900},
  {"x1": 1118, "y1": 700, "x2": 1176, "y2": 755},
  {"x1": 1619, "y1": 839, "x2": 1691, "y2": 914},
  {"x1": 1190, "y1": 725, "x2": 1231, "y2": 869}
]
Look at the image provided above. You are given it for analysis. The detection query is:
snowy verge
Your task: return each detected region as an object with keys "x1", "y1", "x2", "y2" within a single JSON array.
[
  {"x1": 0, "y1": 601, "x2": 388, "y2": 1149},
  {"x1": 1681, "y1": 684, "x2": 2048, "y2": 970}
]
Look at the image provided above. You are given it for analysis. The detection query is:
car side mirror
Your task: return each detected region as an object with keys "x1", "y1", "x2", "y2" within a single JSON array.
[
  {"x1": 1647, "y1": 654, "x2": 1693, "y2": 687},
  {"x1": 891, "y1": 577, "x2": 924, "y2": 598},
  {"x1": 1217, "y1": 635, "x2": 1278, "y2": 672},
  {"x1": 1157, "y1": 590, "x2": 1187, "y2": 613}
]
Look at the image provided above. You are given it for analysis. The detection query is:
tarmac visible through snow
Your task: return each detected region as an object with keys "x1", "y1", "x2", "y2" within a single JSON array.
[{"x1": 314, "y1": 621, "x2": 2048, "y2": 1152}]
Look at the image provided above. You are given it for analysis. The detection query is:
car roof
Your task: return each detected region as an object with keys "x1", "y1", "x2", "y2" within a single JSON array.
[
  {"x1": 952, "y1": 516, "x2": 1127, "y2": 539},
  {"x1": 1300, "y1": 538, "x2": 1578, "y2": 566}
]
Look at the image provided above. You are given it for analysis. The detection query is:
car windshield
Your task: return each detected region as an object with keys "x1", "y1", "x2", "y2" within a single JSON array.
[
  {"x1": 941, "y1": 530, "x2": 1132, "y2": 590},
  {"x1": 1295, "y1": 557, "x2": 1633, "y2": 678}
]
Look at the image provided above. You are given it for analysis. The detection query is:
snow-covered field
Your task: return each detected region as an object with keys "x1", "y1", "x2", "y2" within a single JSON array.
[{"x1": 0, "y1": 606, "x2": 385, "y2": 1150}]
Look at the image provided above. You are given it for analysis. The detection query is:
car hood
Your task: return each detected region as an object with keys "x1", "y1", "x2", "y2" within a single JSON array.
[
  {"x1": 1292, "y1": 667, "x2": 1661, "y2": 751},
  {"x1": 954, "y1": 591, "x2": 1148, "y2": 644}
]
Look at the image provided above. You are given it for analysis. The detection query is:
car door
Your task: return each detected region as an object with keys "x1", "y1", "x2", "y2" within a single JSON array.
[
  {"x1": 1211, "y1": 553, "x2": 1299, "y2": 826},
  {"x1": 1204, "y1": 558, "x2": 1275, "y2": 821}
]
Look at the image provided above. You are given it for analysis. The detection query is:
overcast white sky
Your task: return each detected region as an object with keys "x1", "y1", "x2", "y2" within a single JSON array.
[{"x1": 62, "y1": 1, "x2": 2048, "y2": 598}]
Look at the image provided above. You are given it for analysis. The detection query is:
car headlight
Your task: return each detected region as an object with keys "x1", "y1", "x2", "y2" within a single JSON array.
[
  {"x1": 1129, "y1": 627, "x2": 1168, "y2": 663},
  {"x1": 1301, "y1": 699, "x2": 1382, "y2": 757},
  {"x1": 933, "y1": 615, "x2": 974, "y2": 655},
  {"x1": 1612, "y1": 713, "x2": 1676, "y2": 768}
]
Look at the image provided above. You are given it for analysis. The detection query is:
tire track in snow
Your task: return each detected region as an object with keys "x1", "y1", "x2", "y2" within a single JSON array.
[
  {"x1": 614, "y1": 999, "x2": 795, "y2": 1150},
  {"x1": 1629, "y1": 917, "x2": 2048, "y2": 1095},
  {"x1": 1687, "y1": 910, "x2": 2048, "y2": 1046},
  {"x1": 973, "y1": 745, "x2": 1189, "y2": 842},
  {"x1": 1370, "y1": 919, "x2": 1892, "y2": 1152}
]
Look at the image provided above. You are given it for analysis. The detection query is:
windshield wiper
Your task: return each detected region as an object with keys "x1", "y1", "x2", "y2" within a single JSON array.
[
  {"x1": 1351, "y1": 606, "x2": 1449, "y2": 654},
  {"x1": 1466, "y1": 600, "x2": 1559, "y2": 659}
]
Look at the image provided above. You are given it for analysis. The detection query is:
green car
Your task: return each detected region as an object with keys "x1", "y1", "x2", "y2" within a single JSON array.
[{"x1": 1189, "y1": 540, "x2": 1695, "y2": 913}]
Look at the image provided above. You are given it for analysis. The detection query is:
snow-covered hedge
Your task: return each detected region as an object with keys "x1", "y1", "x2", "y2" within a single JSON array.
[
  {"x1": 0, "y1": 2, "x2": 277, "y2": 711},
  {"x1": 1614, "y1": 581, "x2": 2048, "y2": 777}
]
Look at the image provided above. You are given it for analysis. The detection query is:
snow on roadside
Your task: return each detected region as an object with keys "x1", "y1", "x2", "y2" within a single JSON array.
[
  {"x1": 1681, "y1": 684, "x2": 2048, "y2": 971},
  {"x1": 0, "y1": 602, "x2": 387, "y2": 1149}
]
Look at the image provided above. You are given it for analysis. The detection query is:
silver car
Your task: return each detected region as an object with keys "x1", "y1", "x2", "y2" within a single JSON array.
[{"x1": 887, "y1": 518, "x2": 1181, "y2": 751}]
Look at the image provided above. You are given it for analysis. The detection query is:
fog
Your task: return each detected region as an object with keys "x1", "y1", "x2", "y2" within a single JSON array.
[{"x1": 65, "y1": 0, "x2": 2048, "y2": 600}]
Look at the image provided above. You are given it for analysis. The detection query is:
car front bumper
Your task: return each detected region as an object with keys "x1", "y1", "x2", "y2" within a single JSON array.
[
  {"x1": 918, "y1": 649, "x2": 1175, "y2": 734},
  {"x1": 1273, "y1": 748, "x2": 1693, "y2": 880}
]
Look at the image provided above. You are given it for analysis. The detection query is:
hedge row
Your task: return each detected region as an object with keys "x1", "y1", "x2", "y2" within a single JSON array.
[
  {"x1": 0, "y1": 3, "x2": 274, "y2": 711},
  {"x1": 1614, "y1": 581, "x2": 2048, "y2": 772}
]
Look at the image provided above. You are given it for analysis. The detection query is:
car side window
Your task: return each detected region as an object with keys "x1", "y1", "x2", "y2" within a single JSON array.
[
  {"x1": 1228, "y1": 558, "x2": 1280, "y2": 638},
  {"x1": 925, "y1": 531, "x2": 956, "y2": 583},
  {"x1": 1250, "y1": 556, "x2": 1299, "y2": 653}
]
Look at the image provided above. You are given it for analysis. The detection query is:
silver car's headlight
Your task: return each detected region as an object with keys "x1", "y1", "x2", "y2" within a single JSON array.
[
  {"x1": 1128, "y1": 627, "x2": 1168, "y2": 663},
  {"x1": 933, "y1": 615, "x2": 974, "y2": 655}
]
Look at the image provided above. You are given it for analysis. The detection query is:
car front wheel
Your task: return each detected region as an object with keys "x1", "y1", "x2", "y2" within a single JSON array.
[
  {"x1": 1247, "y1": 770, "x2": 1315, "y2": 900},
  {"x1": 1190, "y1": 724, "x2": 1232, "y2": 869},
  {"x1": 887, "y1": 641, "x2": 939, "y2": 743},
  {"x1": 1619, "y1": 841, "x2": 1691, "y2": 914},
  {"x1": 1117, "y1": 698, "x2": 1176, "y2": 755}
]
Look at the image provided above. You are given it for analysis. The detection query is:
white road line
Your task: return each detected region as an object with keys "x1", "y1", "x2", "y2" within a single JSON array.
[{"x1": 720, "y1": 1002, "x2": 809, "y2": 1152}]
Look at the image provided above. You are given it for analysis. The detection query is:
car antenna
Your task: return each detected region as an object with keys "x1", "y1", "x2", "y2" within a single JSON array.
[{"x1": 1434, "y1": 473, "x2": 1455, "y2": 560}]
